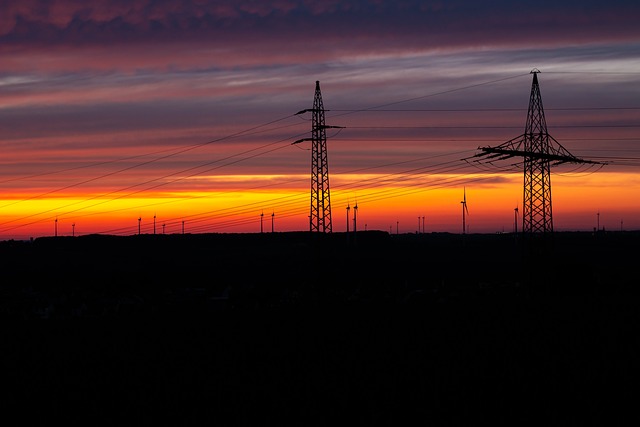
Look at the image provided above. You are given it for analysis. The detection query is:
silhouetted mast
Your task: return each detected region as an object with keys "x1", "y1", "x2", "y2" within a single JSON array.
[
  {"x1": 470, "y1": 69, "x2": 605, "y2": 236},
  {"x1": 353, "y1": 201, "x2": 358, "y2": 234},
  {"x1": 346, "y1": 203, "x2": 350, "y2": 233},
  {"x1": 461, "y1": 187, "x2": 469, "y2": 234},
  {"x1": 293, "y1": 81, "x2": 343, "y2": 233}
]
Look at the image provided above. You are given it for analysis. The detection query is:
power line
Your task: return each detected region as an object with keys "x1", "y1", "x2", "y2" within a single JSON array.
[
  {"x1": 0, "y1": 147, "x2": 481, "y2": 235},
  {"x1": 0, "y1": 113, "x2": 303, "y2": 210},
  {"x1": 330, "y1": 107, "x2": 640, "y2": 112},
  {"x1": 327, "y1": 73, "x2": 532, "y2": 117},
  {"x1": 3, "y1": 71, "x2": 640, "y2": 237},
  {"x1": 345, "y1": 124, "x2": 640, "y2": 129}
]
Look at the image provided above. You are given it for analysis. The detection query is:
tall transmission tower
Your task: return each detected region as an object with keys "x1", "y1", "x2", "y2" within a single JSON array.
[
  {"x1": 470, "y1": 69, "x2": 604, "y2": 236},
  {"x1": 294, "y1": 81, "x2": 343, "y2": 233}
]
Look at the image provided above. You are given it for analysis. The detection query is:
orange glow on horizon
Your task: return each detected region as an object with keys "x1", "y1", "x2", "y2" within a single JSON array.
[{"x1": 1, "y1": 171, "x2": 637, "y2": 240}]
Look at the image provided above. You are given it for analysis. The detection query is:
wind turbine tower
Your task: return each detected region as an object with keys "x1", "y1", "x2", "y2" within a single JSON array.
[
  {"x1": 294, "y1": 81, "x2": 343, "y2": 233},
  {"x1": 346, "y1": 203, "x2": 350, "y2": 233},
  {"x1": 471, "y1": 69, "x2": 604, "y2": 237},
  {"x1": 353, "y1": 201, "x2": 358, "y2": 233},
  {"x1": 461, "y1": 187, "x2": 469, "y2": 234}
]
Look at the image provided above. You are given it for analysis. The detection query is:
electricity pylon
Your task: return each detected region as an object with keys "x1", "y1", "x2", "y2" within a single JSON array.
[
  {"x1": 293, "y1": 81, "x2": 344, "y2": 233},
  {"x1": 470, "y1": 69, "x2": 604, "y2": 236}
]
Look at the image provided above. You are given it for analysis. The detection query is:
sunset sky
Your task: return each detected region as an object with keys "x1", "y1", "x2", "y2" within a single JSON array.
[{"x1": 1, "y1": 0, "x2": 639, "y2": 240}]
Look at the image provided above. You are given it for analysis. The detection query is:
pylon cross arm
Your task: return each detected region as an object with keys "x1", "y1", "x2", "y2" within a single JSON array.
[
  {"x1": 478, "y1": 147, "x2": 602, "y2": 165},
  {"x1": 319, "y1": 125, "x2": 345, "y2": 129}
]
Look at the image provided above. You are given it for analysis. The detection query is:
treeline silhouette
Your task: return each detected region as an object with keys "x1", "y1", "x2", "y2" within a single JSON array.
[{"x1": 1, "y1": 231, "x2": 638, "y2": 424}]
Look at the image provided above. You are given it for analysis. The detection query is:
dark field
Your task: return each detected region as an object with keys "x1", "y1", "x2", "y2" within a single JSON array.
[{"x1": 1, "y1": 231, "x2": 638, "y2": 425}]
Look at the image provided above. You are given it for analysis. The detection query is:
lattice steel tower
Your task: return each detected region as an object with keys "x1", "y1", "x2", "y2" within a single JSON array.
[
  {"x1": 472, "y1": 69, "x2": 603, "y2": 236},
  {"x1": 294, "y1": 81, "x2": 343, "y2": 233}
]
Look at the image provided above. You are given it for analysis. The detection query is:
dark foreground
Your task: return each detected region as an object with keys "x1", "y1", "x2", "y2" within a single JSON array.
[{"x1": 1, "y1": 231, "x2": 638, "y2": 425}]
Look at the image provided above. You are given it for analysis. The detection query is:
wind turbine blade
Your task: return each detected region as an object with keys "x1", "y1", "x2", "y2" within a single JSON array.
[{"x1": 463, "y1": 187, "x2": 468, "y2": 214}]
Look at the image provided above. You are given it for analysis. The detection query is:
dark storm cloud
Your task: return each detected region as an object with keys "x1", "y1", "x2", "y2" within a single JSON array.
[{"x1": 2, "y1": 0, "x2": 639, "y2": 51}]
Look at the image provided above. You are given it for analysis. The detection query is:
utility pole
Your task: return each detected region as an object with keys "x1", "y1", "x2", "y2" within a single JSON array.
[
  {"x1": 261, "y1": 211, "x2": 264, "y2": 233},
  {"x1": 138, "y1": 217, "x2": 141, "y2": 235},
  {"x1": 293, "y1": 81, "x2": 343, "y2": 233},
  {"x1": 55, "y1": 217, "x2": 58, "y2": 237},
  {"x1": 271, "y1": 211, "x2": 274, "y2": 233}
]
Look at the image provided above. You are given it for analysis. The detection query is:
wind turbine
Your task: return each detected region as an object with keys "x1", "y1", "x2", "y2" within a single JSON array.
[
  {"x1": 346, "y1": 203, "x2": 350, "y2": 233},
  {"x1": 353, "y1": 200, "x2": 358, "y2": 233},
  {"x1": 461, "y1": 187, "x2": 469, "y2": 234}
]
